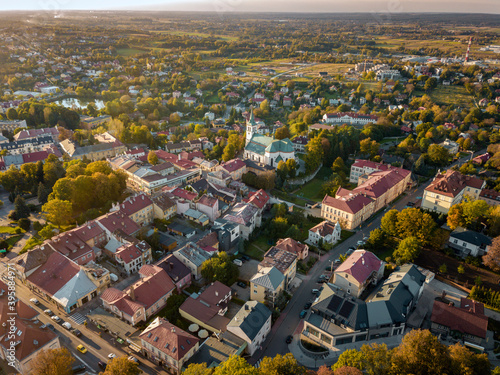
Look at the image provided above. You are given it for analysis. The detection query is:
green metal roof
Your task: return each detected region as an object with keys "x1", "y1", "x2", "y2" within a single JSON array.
[
  {"x1": 246, "y1": 134, "x2": 274, "y2": 155},
  {"x1": 265, "y1": 138, "x2": 294, "y2": 153}
]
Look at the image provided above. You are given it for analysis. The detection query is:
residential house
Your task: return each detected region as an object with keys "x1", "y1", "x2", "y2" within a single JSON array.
[
  {"x1": 274, "y1": 238, "x2": 309, "y2": 261},
  {"x1": 431, "y1": 298, "x2": 488, "y2": 346},
  {"x1": 111, "y1": 194, "x2": 154, "y2": 227},
  {"x1": 140, "y1": 317, "x2": 200, "y2": 374},
  {"x1": 196, "y1": 195, "x2": 219, "y2": 222},
  {"x1": 250, "y1": 267, "x2": 285, "y2": 307},
  {"x1": 180, "y1": 281, "x2": 232, "y2": 332},
  {"x1": 308, "y1": 221, "x2": 341, "y2": 247},
  {"x1": 291, "y1": 136, "x2": 309, "y2": 153},
  {"x1": 218, "y1": 159, "x2": 247, "y2": 181},
  {"x1": 152, "y1": 194, "x2": 177, "y2": 220},
  {"x1": 101, "y1": 265, "x2": 175, "y2": 325},
  {"x1": 243, "y1": 189, "x2": 270, "y2": 215},
  {"x1": 349, "y1": 159, "x2": 389, "y2": 184},
  {"x1": 207, "y1": 170, "x2": 232, "y2": 187},
  {"x1": 156, "y1": 254, "x2": 192, "y2": 292},
  {"x1": 60, "y1": 139, "x2": 126, "y2": 161},
  {"x1": 196, "y1": 232, "x2": 220, "y2": 254},
  {"x1": 332, "y1": 250, "x2": 384, "y2": 298},
  {"x1": 212, "y1": 219, "x2": 240, "y2": 252},
  {"x1": 219, "y1": 203, "x2": 260, "y2": 240},
  {"x1": 259, "y1": 247, "x2": 297, "y2": 289},
  {"x1": 173, "y1": 243, "x2": 212, "y2": 280},
  {"x1": 479, "y1": 189, "x2": 500, "y2": 206},
  {"x1": 439, "y1": 139, "x2": 460, "y2": 155},
  {"x1": 421, "y1": 170, "x2": 485, "y2": 214},
  {"x1": 115, "y1": 241, "x2": 153, "y2": 275},
  {"x1": 14, "y1": 127, "x2": 60, "y2": 142},
  {"x1": 226, "y1": 301, "x2": 272, "y2": 356},
  {"x1": 448, "y1": 227, "x2": 492, "y2": 258}
]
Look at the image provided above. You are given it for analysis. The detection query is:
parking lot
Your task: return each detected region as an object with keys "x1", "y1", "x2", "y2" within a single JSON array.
[{"x1": 237, "y1": 259, "x2": 260, "y2": 282}]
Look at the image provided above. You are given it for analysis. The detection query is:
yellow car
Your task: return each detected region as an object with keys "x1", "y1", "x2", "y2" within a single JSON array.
[{"x1": 77, "y1": 345, "x2": 87, "y2": 354}]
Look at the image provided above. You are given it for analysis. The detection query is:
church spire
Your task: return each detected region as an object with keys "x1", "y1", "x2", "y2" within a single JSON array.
[{"x1": 248, "y1": 106, "x2": 256, "y2": 126}]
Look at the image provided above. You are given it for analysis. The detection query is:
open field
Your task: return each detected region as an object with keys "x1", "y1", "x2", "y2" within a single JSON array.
[
  {"x1": 421, "y1": 85, "x2": 474, "y2": 106},
  {"x1": 117, "y1": 48, "x2": 149, "y2": 56},
  {"x1": 298, "y1": 63, "x2": 354, "y2": 78}
]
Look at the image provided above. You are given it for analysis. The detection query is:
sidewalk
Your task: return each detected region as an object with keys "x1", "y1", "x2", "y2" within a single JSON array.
[{"x1": 289, "y1": 332, "x2": 404, "y2": 369}]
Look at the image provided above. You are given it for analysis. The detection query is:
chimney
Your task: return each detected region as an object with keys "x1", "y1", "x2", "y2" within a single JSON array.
[{"x1": 129, "y1": 286, "x2": 136, "y2": 301}]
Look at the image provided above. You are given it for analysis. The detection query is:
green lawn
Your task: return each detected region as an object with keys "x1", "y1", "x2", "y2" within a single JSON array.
[
  {"x1": 294, "y1": 179, "x2": 324, "y2": 201},
  {"x1": 5, "y1": 234, "x2": 24, "y2": 249},
  {"x1": 117, "y1": 48, "x2": 148, "y2": 56},
  {"x1": 271, "y1": 189, "x2": 309, "y2": 207},
  {"x1": 0, "y1": 226, "x2": 22, "y2": 235}
]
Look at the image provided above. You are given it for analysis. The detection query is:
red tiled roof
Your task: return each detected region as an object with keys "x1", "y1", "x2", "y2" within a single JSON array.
[
  {"x1": 480, "y1": 189, "x2": 500, "y2": 201},
  {"x1": 116, "y1": 244, "x2": 142, "y2": 264},
  {"x1": 335, "y1": 250, "x2": 383, "y2": 285},
  {"x1": 244, "y1": 189, "x2": 270, "y2": 209},
  {"x1": 139, "y1": 318, "x2": 199, "y2": 361},
  {"x1": 353, "y1": 169, "x2": 411, "y2": 200},
  {"x1": 196, "y1": 231, "x2": 219, "y2": 249},
  {"x1": 220, "y1": 159, "x2": 246, "y2": 173},
  {"x1": 274, "y1": 238, "x2": 307, "y2": 257},
  {"x1": 425, "y1": 170, "x2": 484, "y2": 198},
  {"x1": 197, "y1": 194, "x2": 218, "y2": 208},
  {"x1": 118, "y1": 194, "x2": 153, "y2": 216},
  {"x1": 309, "y1": 221, "x2": 338, "y2": 237},
  {"x1": 171, "y1": 188, "x2": 197, "y2": 201},
  {"x1": 431, "y1": 299, "x2": 488, "y2": 339},
  {"x1": 155, "y1": 150, "x2": 177, "y2": 162},
  {"x1": 71, "y1": 221, "x2": 105, "y2": 243},
  {"x1": 97, "y1": 211, "x2": 140, "y2": 236},
  {"x1": 27, "y1": 251, "x2": 80, "y2": 295},
  {"x1": 46, "y1": 232, "x2": 94, "y2": 264},
  {"x1": 325, "y1": 112, "x2": 378, "y2": 120},
  {"x1": 351, "y1": 159, "x2": 389, "y2": 171},
  {"x1": 323, "y1": 192, "x2": 373, "y2": 215}
]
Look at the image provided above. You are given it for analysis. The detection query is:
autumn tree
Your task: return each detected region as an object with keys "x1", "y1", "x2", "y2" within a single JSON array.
[
  {"x1": 212, "y1": 355, "x2": 258, "y2": 375},
  {"x1": 201, "y1": 252, "x2": 239, "y2": 286},
  {"x1": 183, "y1": 363, "x2": 213, "y2": 375},
  {"x1": 31, "y1": 347, "x2": 74, "y2": 375},
  {"x1": 102, "y1": 356, "x2": 140, "y2": 375},
  {"x1": 42, "y1": 199, "x2": 73, "y2": 228},
  {"x1": 380, "y1": 209, "x2": 399, "y2": 237},
  {"x1": 427, "y1": 144, "x2": 451, "y2": 167},
  {"x1": 333, "y1": 367, "x2": 362, "y2": 375},
  {"x1": 393, "y1": 236, "x2": 421, "y2": 265},
  {"x1": 390, "y1": 329, "x2": 450, "y2": 375},
  {"x1": 359, "y1": 138, "x2": 380, "y2": 159},
  {"x1": 360, "y1": 343, "x2": 391, "y2": 375},
  {"x1": 275, "y1": 127, "x2": 291, "y2": 140},
  {"x1": 148, "y1": 150, "x2": 159, "y2": 165},
  {"x1": 333, "y1": 349, "x2": 364, "y2": 371},
  {"x1": 483, "y1": 236, "x2": 500, "y2": 272},
  {"x1": 396, "y1": 208, "x2": 436, "y2": 245},
  {"x1": 448, "y1": 343, "x2": 491, "y2": 375},
  {"x1": 317, "y1": 365, "x2": 334, "y2": 375},
  {"x1": 258, "y1": 353, "x2": 306, "y2": 375}
]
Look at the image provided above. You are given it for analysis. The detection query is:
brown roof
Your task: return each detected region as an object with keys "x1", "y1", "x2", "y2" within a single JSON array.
[
  {"x1": 220, "y1": 159, "x2": 246, "y2": 173},
  {"x1": 425, "y1": 170, "x2": 484, "y2": 198},
  {"x1": 197, "y1": 194, "x2": 218, "y2": 208},
  {"x1": 140, "y1": 317, "x2": 199, "y2": 361},
  {"x1": 431, "y1": 299, "x2": 488, "y2": 339},
  {"x1": 97, "y1": 211, "x2": 140, "y2": 236},
  {"x1": 309, "y1": 221, "x2": 338, "y2": 237},
  {"x1": 12, "y1": 245, "x2": 54, "y2": 275},
  {"x1": 179, "y1": 281, "x2": 232, "y2": 331},
  {"x1": 118, "y1": 194, "x2": 153, "y2": 216},
  {"x1": 156, "y1": 255, "x2": 191, "y2": 284},
  {"x1": 260, "y1": 247, "x2": 297, "y2": 275},
  {"x1": 352, "y1": 169, "x2": 411, "y2": 200},
  {"x1": 196, "y1": 232, "x2": 219, "y2": 249},
  {"x1": 480, "y1": 189, "x2": 500, "y2": 201},
  {"x1": 46, "y1": 231, "x2": 94, "y2": 263},
  {"x1": 335, "y1": 250, "x2": 383, "y2": 285},
  {"x1": 274, "y1": 238, "x2": 308, "y2": 257},
  {"x1": 71, "y1": 221, "x2": 105, "y2": 243},
  {"x1": 322, "y1": 192, "x2": 373, "y2": 215}
]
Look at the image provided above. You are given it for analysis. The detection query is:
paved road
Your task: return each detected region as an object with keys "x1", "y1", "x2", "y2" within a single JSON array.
[
  {"x1": 1, "y1": 265, "x2": 167, "y2": 374},
  {"x1": 255, "y1": 148, "x2": 486, "y2": 365}
]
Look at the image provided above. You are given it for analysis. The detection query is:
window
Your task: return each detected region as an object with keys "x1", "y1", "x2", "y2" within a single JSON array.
[{"x1": 254, "y1": 290, "x2": 257, "y2": 294}]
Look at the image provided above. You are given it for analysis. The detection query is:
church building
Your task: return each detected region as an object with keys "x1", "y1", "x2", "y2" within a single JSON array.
[{"x1": 243, "y1": 111, "x2": 295, "y2": 168}]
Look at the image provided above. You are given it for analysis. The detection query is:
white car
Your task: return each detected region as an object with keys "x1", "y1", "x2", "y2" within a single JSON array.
[
  {"x1": 357, "y1": 240, "x2": 365, "y2": 246},
  {"x1": 29, "y1": 298, "x2": 39, "y2": 305},
  {"x1": 62, "y1": 322, "x2": 72, "y2": 330},
  {"x1": 108, "y1": 353, "x2": 117, "y2": 359},
  {"x1": 51, "y1": 315, "x2": 61, "y2": 323}
]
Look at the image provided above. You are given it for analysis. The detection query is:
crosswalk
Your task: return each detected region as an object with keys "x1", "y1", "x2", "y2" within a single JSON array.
[{"x1": 69, "y1": 313, "x2": 87, "y2": 325}]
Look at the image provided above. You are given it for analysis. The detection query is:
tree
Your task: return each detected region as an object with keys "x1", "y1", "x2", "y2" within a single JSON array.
[
  {"x1": 393, "y1": 236, "x2": 420, "y2": 264},
  {"x1": 103, "y1": 356, "x2": 140, "y2": 375},
  {"x1": 380, "y1": 209, "x2": 399, "y2": 237},
  {"x1": 147, "y1": 150, "x2": 159, "y2": 165},
  {"x1": 447, "y1": 204, "x2": 466, "y2": 230},
  {"x1": 212, "y1": 355, "x2": 258, "y2": 375},
  {"x1": 390, "y1": 330, "x2": 450, "y2": 375},
  {"x1": 359, "y1": 138, "x2": 379, "y2": 158},
  {"x1": 317, "y1": 365, "x2": 334, "y2": 375},
  {"x1": 31, "y1": 347, "x2": 74, "y2": 375},
  {"x1": 396, "y1": 208, "x2": 436, "y2": 245},
  {"x1": 285, "y1": 159, "x2": 297, "y2": 178},
  {"x1": 333, "y1": 367, "x2": 362, "y2": 375},
  {"x1": 305, "y1": 136, "x2": 324, "y2": 173},
  {"x1": 42, "y1": 199, "x2": 73, "y2": 228},
  {"x1": 18, "y1": 218, "x2": 31, "y2": 231},
  {"x1": 13, "y1": 196, "x2": 30, "y2": 220},
  {"x1": 483, "y1": 236, "x2": 500, "y2": 272},
  {"x1": 427, "y1": 144, "x2": 450, "y2": 167},
  {"x1": 457, "y1": 264, "x2": 465, "y2": 275},
  {"x1": 439, "y1": 263, "x2": 447, "y2": 274},
  {"x1": 183, "y1": 363, "x2": 213, "y2": 375},
  {"x1": 275, "y1": 127, "x2": 291, "y2": 140},
  {"x1": 333, "y1": 349, "x2": 364, "y2": 371},
  {"x1": 360, "y1": 343, "x2": 391, "y2": 375},
  {"x1": 448, "y1": 343, "x2": 491, "y2": 375},
  {"x1": 201, "y1": 252, "x2": 239, "y2": 286},
  {"x1": 222, "y1": 143, "x2": 236, "y2": 162},
  {"x1": 258, "y1": 353, "x2": 306, "y2": 375}
]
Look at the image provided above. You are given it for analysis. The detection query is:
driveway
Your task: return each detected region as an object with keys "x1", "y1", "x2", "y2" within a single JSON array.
[{"x1": 238, "y1": 259, "x2": 259, "y2": 282}]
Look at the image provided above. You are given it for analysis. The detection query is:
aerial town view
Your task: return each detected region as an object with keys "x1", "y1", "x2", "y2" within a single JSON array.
[{"x1": 0, "y1": 1, "x2": 499, "y2": 375}]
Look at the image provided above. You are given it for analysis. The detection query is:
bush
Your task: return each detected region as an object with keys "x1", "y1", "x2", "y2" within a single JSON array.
[
  {"x1": 14, "y1": 228, "x2": 22, "y2": 234},
  {"x1": 18, "y1": 218, "x2": 31, "y2": 231},
  {"x1": 33, "y1": 221, "x2": 43, "y2": 232}
]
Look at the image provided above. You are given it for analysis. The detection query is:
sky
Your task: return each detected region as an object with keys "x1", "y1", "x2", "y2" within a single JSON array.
[{"x1": 1, "y1": 0, "x2": 499, "y2": 13}]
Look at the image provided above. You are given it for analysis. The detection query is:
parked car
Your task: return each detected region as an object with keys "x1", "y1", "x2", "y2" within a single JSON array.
[
  {"x1": 346, "y1": 249, "x2": 355, "y2": 256},
  {"x1": 128, "y1": 356, "x2": 141, "y2": 365},
  {"x1": 317, "y1": 278, "x2": 326, "y2": 284},
  {"x1": 348, "y1": 246, "x2": 356, "y2": 251},
  {"x1": 29, "y1": 298, "x2": 39, "y2": 305},
  {"x1": 108, "y1": 353, "x2": 117, "y2": 359},
  {"x1": 304, "y1": 302, "x2": 312, "y2": 309},
  {"x1": 237, "y1": 281, "x2": 247, "y2": 288},
  {"x1": 76, "y1": 345, "x2": 87, "y2": 354},
  {"x1": 51, "y1": 315, "x2": 61, "y2": 323},
  {"x1": 98, "y1": 361, "x2": 107, "y2": 370},
  {"x1": 356, "y1": 240, "x2": 365, "y2": 246},
  {"x1": 334, "y1": 258, "x2": 341, "y2": 264},
  {"x1": 241, "y1": 255, "x2": 250, "y2": 262},
  {"x1": 299, "y1": 310, "x2": 307, "y2": 318},
  {"x1": 311, "y1": 289, "x2": 319, "y2": 295},
  {"x1": 44, "y1": 309, "x2": 53, "y2": 315},
  {"x1": 233, "y1": 259, "x2": 243, "y2": 267},
  {"x1": 72, "y1": 364, "x2": 86, "y2": 374},
  {"x1": 46, "y1": 324, "x2": 55, "y2": 330},
  {"x1": 72, "y1": 329, "x2": 82, "y2": 337},
  {"x1": 62, "y1": 322, "x2": 72, "y2": 330},
  {"x1": 286, "y1": 335, "x2": 293, "y2": 344}
]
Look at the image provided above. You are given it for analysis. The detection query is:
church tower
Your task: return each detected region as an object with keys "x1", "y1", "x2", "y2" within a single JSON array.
[{"x1": 246, "y1": 107, "x2": 257, "y2": 146}]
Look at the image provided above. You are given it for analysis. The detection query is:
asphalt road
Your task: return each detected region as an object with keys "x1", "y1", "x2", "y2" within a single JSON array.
[
  {"x1": 255, "y1": 148, "x2": 487, "y2": 364},
  {"x1": 1, "y1": 266, "x2": 167, "y2": 374}
]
